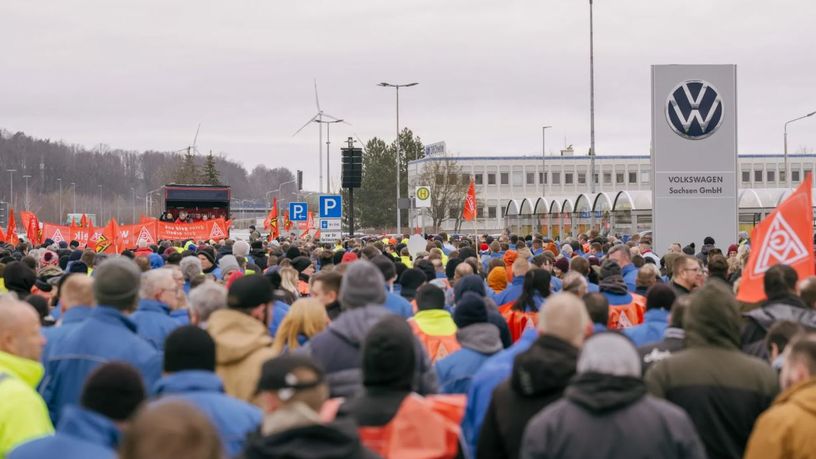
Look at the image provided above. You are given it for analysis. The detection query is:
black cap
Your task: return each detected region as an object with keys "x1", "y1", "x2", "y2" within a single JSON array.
[
  {"x1": 164, "y1": 326, "x2": 216, "y2": 373},
  {"x1": 227, "y1": 274, "x2": 272, "y2": 309},
  {"x1": 256, "y1": 355, "x2": 325, "y2": 398},
  {"x1": 81, "y1": 362, "x2": 146, "y2": 421}
]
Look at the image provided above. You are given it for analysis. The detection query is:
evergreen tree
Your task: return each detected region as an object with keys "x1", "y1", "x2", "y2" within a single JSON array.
[
  {"x1": 200, "y1": 151, "x2": 221, "y2": 185},
  {"x1": 173, "y1": 148, "x2": 199, "y2": 184}
]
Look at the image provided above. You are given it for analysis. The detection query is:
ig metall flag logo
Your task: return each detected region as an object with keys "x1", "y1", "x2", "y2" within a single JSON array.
[{"x1": 666, "y1": 80, "x2": 723, "y2": 140}]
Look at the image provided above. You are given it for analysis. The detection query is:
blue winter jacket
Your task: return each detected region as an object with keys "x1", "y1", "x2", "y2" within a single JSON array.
[
  {"x1": 621, "y1": 263, "x2": 639, "y2": 292},
  {"x1": 624, "y1": 308, "x2": 670, "y2": 347},
  {"x1": 130, "y1": 299, "x2": 181, "y2": 350},
  {"x1": 8, "y1": 405, "x2": 119, "y2": 459},
  {"x1": 40, "y1": 307, "x2": 163, "y2": 425},
  {"x1": 41, "y1": 306, "x2": 93, "y2": 364},
  {"x1": 550, "y1": 276, "x2": 563, "y2": 293},
  {"x1": 435, "y1": 324, "x2": 502, "y2": 394},
  {"x1": 492, "y1": 276, "x2": 525, "y2": 306},
  {"x1": 602, "y1": 290, "x2": 636, "y2": 306},
  {"x1": 587, "y1": 282, "x2": 600, "y2": 293},
  {"x1": 462, "y1": 327, "x2": 537, "y2": 457},
  {"x1": 268, "y1": 300, "x2": 291, "y2": 337},
  {"x1": 153, "y1": 371, "x2": 262, "y2": 458},
  {"x1": 384, "y1": 289, "x2": 413, "y2": 318}
]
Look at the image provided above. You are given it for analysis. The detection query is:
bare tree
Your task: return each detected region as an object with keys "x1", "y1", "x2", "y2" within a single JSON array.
[{"x1": 414, "y1": 154, "x2": 468, "y2": 232}]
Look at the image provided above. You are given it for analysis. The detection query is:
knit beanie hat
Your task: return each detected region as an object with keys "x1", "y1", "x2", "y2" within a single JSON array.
[
  {"x1": 599, "y1": 260, "x2": 622, "y2": 280},
  {"x1": 164, "y1": 326, "x2": 216, "y2": 373},
  {"x1": 39, "y1": 250, "x2": 59, "y2": 269},
  {"x1": 646, "y1": 283, "x2": 677, "y2": 311},
  {"x1": 285, "y1": 246, "x2": 301, "y2": 260},
  {"x1": 453, "y1": 292, "x2": 488, "y2": 328},
  {"x1": 148, "y1": 253, "x2": 165, "y2": 270},
  {"x1": 291, "y1": 256, "x2": 313, "y2": 273},
  {"x1": 3, "y1": 261, "x2": 36, "y2": 296},
  {"x1": 340, "y1": 251, "x2": 358, "y2": 264},
  {"x1": 577, "y1": 332, "x2": 641, "y2": 377},
  {"x1": 487, "y1": 267, "x2": 508, "y2": 292},
  {"x1": 362, "y1": 315, "x2": 416, "y2": 390},
  {"x1": 398, "y1": 268, "x2": 427, "y2": 298},
  {"x1": 554, "y1": 257, "x2": 570, "y2": 274},
  {"x1": 94, "y1": 258, "x2": 141, "y2": 308},
  {"x1": 67, "y1": 261, "x2": 88, "y2": 274},
  {"x1": 81, "y1": 362, "x2": 146, "y2": 421},
  {"x1": 218, "y1": 255, "x2": 240, "y2": 276},
  {"x1": 338, "y1": 260, "x2": 386, "y2": 310},
  {"x1": 503, "y1": 250, "x2": 518, "y2": 282},
  {"x1": 198, "y1": 250, "x2": 215, "y2": 266},
  {"x1": 227, "y1": 274, "x2": 272, "y2": 310},
  {"x1": 445, "y1": 258, "x2": 462, "y2": 281},
  {"x1": 233, "y1": 240, "x2": 251, "y2": 258},
  {"x1": 453, "y1": 274, "x2": 486, "y2": 302}
]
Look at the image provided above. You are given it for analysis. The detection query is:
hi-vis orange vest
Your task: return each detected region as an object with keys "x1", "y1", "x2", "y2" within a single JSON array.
[
  {"x1": 498, "y1": 302, "x2": 539, "y2": 343},
  {"x1": 607, "y1": 294, "x2": 646, "y2": 329},
  {"x1": 358, "y1": 394, "x2": 465, "y2": 459},
  {"x1": 408, "y1": 319, "x2": 460, "y2": 364}
]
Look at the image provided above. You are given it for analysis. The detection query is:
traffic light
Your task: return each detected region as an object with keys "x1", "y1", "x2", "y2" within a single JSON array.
[
  {"x1": 341, "y1": 146, "x2": 363, "y2": 189},
  {"x1": 297, "y1": 170, "x2": 303, "y2": 191}
]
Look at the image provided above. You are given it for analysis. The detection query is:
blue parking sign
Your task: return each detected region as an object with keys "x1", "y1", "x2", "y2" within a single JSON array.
[
  {"x1": 319, "y1": 195, "x2": 342, "y2": 218},
  {"x1": 289, "y1": 202, "x2": 308, "y2": 221}
]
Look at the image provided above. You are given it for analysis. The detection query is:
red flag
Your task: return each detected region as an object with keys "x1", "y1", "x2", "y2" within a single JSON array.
[
  {"x1": 80, "y1": 213, "x2": 89, "y2": 228},
  {"x1": 264, "y1": 198, "x2": 280, "y2": 241},
  {"x1": 0, "y1": 225, "x2": 5, "y2": 243},
  {"x1": 20, "y1": 211, "x2": 41, "y2": 246},
  {"x1": 6, "y1": 209, "x2": 18, "y2": 246},
  {"x1": 463, "y1": 179, "x2": 477, "y2": 222},
  {"x1": 299, "y1": 211, "x2": 315, "y2": 239},
  {"x1": 737, "y1": 174, "x2": 815, "y2": 302},
  {"x1": 283, "y1": 211, "x2": 292, "y2": 233},
  {"x1": 95, "y1": 219, "x2": 120, "y2": 254}
]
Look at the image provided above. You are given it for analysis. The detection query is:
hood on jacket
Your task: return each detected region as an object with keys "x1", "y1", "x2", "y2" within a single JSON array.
[
  {"x1": 0, "y1": 349, "x2": 44, "y2": 388},
  {"x1": 207, "y1": 309, "x2": 273, "y2": 365},
  {"x1": 511, "y1": 335, "x2": 578, "y2": 397},
  {"x1": 153, "y1": 370, "x2": 224, "y2": 395},
  {"x1": 455, "y1": 323, "x2": 502, "y2": 355},
  {"x1": 244, "y1": 417, "x2": 373, "y2": 459},
  {"x1": 57, "y1": 405, "x2": 120, "y2": 450},
  {"x1": 762, "y1": 292, "x2": 807, "y2": 310},
  {"x1": 566, "y1": 372, "x2": 647, "y2": 412},
  {"x1": 745, "y1": 303, "x2": 816, "y2": 333},
  {"x1": 684, "y1": 281, "x2": 741, "y2": 349},
  {"x1": 328, "y1": 305, "x2": 391, "y2": 348}
]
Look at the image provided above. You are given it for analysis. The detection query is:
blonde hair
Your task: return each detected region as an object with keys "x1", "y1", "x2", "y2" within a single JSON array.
[
  {"x1": 279, "y1": 267, "x2": 300, "y2": 298},
  {"x1": 271, "y1": 298, "x2": 329, "y2": 354}
]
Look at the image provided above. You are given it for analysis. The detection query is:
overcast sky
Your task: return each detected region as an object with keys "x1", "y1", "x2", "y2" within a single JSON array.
[{"x1": 1, "y1": 0, "x2": 814, "y2": 190}]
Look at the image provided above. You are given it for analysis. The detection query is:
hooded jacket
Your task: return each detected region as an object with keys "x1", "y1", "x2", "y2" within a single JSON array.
[
  {"x1": 435, "y1": 323, "x2": 502, "y2": 394},
  {"x1": 744, "y1": 378, "x2": 816, "y2": 459},
  {"x1": 301, "y1": 305, "x2": 438, "y2": 398},
  {"x1": 8, "y1": 405, "x2": 118, "y2": 459},
  {"x1": 477, "y1": 335, "x2": 578, "y2": 459},
  {"x1": 40, "y1": 306, "x2": 92, "y2": 364},
  {"x1": 207, "y1": 308, "x2": 277, "y2": 402},
  {"x1": 0, "y1": 351, "x2": 54, "y2": 458},
  {"x1": 741, "y1": 294, "x2": 816, "y2": 358},
  {"x1": 130, "y1": 299, "x2": 181, "y2": 350},
  {"x1": 40, "y1": 307, "x2": 162, "y2": 425},
  {"x1": 645, "y1": 284, "x2": 779, "y2": 459},
  {"x1": 153, "y1": 370, "x2": 262, "y2": 457},
  {"x1": 521, "y1": 373, "x2": 706, "y2": 459},
  {"x1": 624, "y1": 308, "x2": 669, "y2": 347},
  {"x1": 242, "y1": 417, "x2": 380, "y2": 459}
]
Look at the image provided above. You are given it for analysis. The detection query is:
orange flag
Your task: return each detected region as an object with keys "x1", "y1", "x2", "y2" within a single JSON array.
[
  {"x1": 265, "y1": 198, "x2": 279, "y2": 241},
  {"x1": 20, "y1": 211, "x2": 42, "y2": 246},
  {"x1": 0, "y1": 225, "x2": 5, "y2": 243},
  {"x1": 737, "y1": 174, "x2": 815, "y2": 302},
  {"x1": 95, "y1": 219, "x2": 120, "y2": 254},
  {"x1": 6, "y1": 209, "x2": 19, "y2": 246},
  {"x1": 463, "y1": 179, "x2": 477, "y2": 222},
  {"x1": 283, "y1": 210, "x2": 292, "y2": 233}
]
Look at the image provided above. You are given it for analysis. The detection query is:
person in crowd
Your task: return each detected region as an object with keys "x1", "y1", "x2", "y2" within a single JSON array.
[
  {"x1": 478, "y1": 293, "x2": 589, "y2": 459},
  {"x1": 598, "y1": 260, "x2": 645, "y2": 329},
  {"x1": 765, "y1": 321, "x2": 804, "y2": 371},
  {"x1": 290, "y1": 256, "x2": 314, "y2": 295},
  {"x1": 3, "y1": 261, "x2": 35, "y2": 299},
  {"x1": 635, "y1": 263, "x2": 660, "y2": 296},
  {"x1": 0, "y1": 296, "x2": 53, "y2": 457},
  {"x1": 119, "y1": 400, "x2": 222, "y2": 459},
  {"x1": 153, "y1": 326, "x2": 261, "y2": 457},
  {"x1": 338, "y1": 315, "x2": 463, "y2": 459},
  {"x1": 9, "y1": 362, "x2": 146, "y2": 459},
  {"x1": 798, "y1": 276, "x2": 816, "y2": 309},
  {"x1": 707, "y1": 255, "x2": 730, "y2": 284},
  {"x1": 560, "y1": 271, "x2": 588, "y2": 297},
  {"x1": 197, "y1": 250, "x2": 221, "y2": 280},
  {"x1": 435, "y1": 293, "x2": 502, "y2": 394},
  {"x1": 639, "y1": 238, "x2": 661, "y2": 265},
  {"x1": 271, "y1": 299, "x2": 329, "y2": 355},
  {"x1": 278, "y1": 266, "x2": 301, "y2": 303},
  {"x1": 624, "y1": 284, "x2": 676, "y2": 347},
  {"x1": 646, "y1": 281, "x2": 779, "y2": 459},
  {"x1": 179, "y1": 256, "x2": 202, "y2": 295},
  {"x1": 301, "y1": 260, "x2": 437, "y2": 397},
  {"x1": 606, "y1": 244, "x2": 638, "y2": 291},
  {"x1": 745, "y1": 333, "x2": 816, "y2": 459},
  {"x1": 218, "y1": 254, "x2": 242, "y2": 280},
  {"x1": 670, "y1": 255, "x2": 700, "y2": 296},
  {"x1": 568, "y1": 256, "x2": 598, "y2": 293},
  {"x1": 187, "y1": 280, "x2": 227, "y2": 328},
  {"x1": 520, "y1": 333, "x2": 705, "y2": 459},
  {"x1": 397, "y1": 268, "x2": 426, "y2": 303},
  {"x1": 742, "y1": 264, "x2": 816, "y2": 358},
  {"x1": 408, "y1": 284, "x2": 459, "y2": 364},
  {"x1": 638, "y1": 296, "x2": 689, "y2": 373},
  {"x1": 453, "y1": 274, "x2": 512, "y2": 348},
  {"x1": 310, "y1": 270, "x2": 343, "y2": 321},
  {"x1": 487, "y1": 265, "x2": 508, "y2": 293},
  {"x1": 583, "y1": 292, "x2": 609, "y2": 334},
  {"x1": 511, "y1": 269, "x2": 551, "y2": 313},
  {"x1": 42, "y1": 258, "x2": 162, "y2": 425},
  {"x1": 245, "y1": 355, "x2": 377, "y2": 459},
  {"x1": 41, "y1": 274, "x2": 94, "y2": 363},
  {"x1": 371, "y1": 255, "x2": 413, "y2": 318},
  {"x1": 131, "y1": 269, "x2": 183, "y2": 350},
  {"x1": 696, "y1": 236, "x2": 717, "y2": 267},
  {"x1": 206, "y1": 274, "x2": 277, "y2": 402},
  {"x1": 493, "y1": 258, "x2": 529, "y2": 307}
]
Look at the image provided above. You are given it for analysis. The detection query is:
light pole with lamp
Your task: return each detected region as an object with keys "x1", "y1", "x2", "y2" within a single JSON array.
[
  {"x1": 541, "y1": 126, "x2": 552, "y2": 197},
  {"x1": 70, "y1": 182, "x2": 76, "y2": 215},
  {"x1": 57, "y1": 178, "x2": 63, "y2": 223},
  {"x1": 378, "y1": 81, "x2": 419, "y2": 235},
  {"x1": 98, "y1": 185, "x2": 103, "y2": 223},
  {"x1": 784, "y1": 110, "x2": 816, "y2": 189},
  {"x1": 6, "y1": 169, "x2": 16, "y2": 210},
  {"x1": 588, "y1": 0, "x2": 597, "y2": 195},
  {"x1": 22, "y1": 175, "x2": 32, "y2": 210}
]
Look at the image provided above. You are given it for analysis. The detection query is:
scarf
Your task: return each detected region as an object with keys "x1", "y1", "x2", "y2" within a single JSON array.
[{"x1": 599, "y1": 274, "x2": 628, "y2": 296}]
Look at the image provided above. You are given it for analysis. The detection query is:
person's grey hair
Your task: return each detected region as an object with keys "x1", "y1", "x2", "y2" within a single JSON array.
[
  {"x1": 139, "y1": 269, "x2": 176, "y2": 299},
  {"x1": 562, "y1": 271, "x2": 588, "y2": 294},
  {"x1": 608, "y1": 244, "x2": 631, "y2": 261},
  {"x1": 188, "y1": 281, "x2": 227, "y2": 324},
  {"x1": 179, "y1": 256, "x2": 203, "y2": 281}
]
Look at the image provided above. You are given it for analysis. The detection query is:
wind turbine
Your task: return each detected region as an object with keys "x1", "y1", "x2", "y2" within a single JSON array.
[{"x1": 293, "y1": 80, "x2": 345, "y2": 193}]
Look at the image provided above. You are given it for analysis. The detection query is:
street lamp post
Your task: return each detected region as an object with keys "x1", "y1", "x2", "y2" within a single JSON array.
[
  {"x1": 98, "y1": 185, "x2": 103, "y2": 222},
  {"x1": 70, "y1": 182, "x2": 76, "y2": 215},
  {"x1": 22, "y1": 175, "x2": 32, "y2": 210},
  {"x1": 542, "y1": 126, "x2": 552, "y2": 197},
  {"x1": 6, "y1": 169, "x2": 16, "y2": 210},
  {"x1": 131, "y1": 187, "x2": 136, "y2": 224},
  {"x1": 784, "y1": 110, "x2": 816, "y2": 189},
  {"x1": 379, "y1": 81, "x2": 419, "y2": 235},
  {"x1": 57, "y1": 178, "x2": 63, "y2": 223},
  {"x1": 589, "y1": 0, "x2": 596, "y2": 195}
]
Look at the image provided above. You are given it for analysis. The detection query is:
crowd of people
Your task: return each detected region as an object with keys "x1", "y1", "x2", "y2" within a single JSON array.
[{"x1": 1, "y1": 228, "x2": 816, "y2": 458}]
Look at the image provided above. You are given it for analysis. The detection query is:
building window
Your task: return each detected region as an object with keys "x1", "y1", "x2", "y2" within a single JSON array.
[
  {"x1": 767, "y1": 170, "x2": 776, "y2": 182},
  {"x1": 780, "y1": 170, "x2": 786, "y2": 182},
  {"x1": 435, "y1": 173, "x2": 445, "y2": 184},
  {"x1": 741, "y1": 171, "x2": 750, "y2": 182},
  {"x1": 793, "y1": 170, "x2": 801, "y2": 182},
  {"x1": 477, "y1": 206, "x2": 485, "y2": 218},
  {"x1": 577, "y1": 173, "x2": 586, "y2": 184},
  {"x1": 565, "y1": 173, "x2": 574, "y2": 185},
  {"x1": 474, "y1": 174, "x2": 483, "y2": 185},
  {"x1": 500, "y1": 206, "x2": 507, "y2": 217},
  {"x1": 603, "y1": 173, "x2": 612, "y2": 184},
  {"x1": 594, "y1": 173, "x2": 599, "y2": 184},
  {"x1": 500, "y1": 172, "x2": 509, "y2": 185},
  {"x1": 805, "y1": 169, "x2": 813, "y2": 181},
  {"x1": 641, "y1": 171, "x2": 650, "y2": 183},
  {"x1": 512, "y1": 171, "x2": 523, "y2": 186},
  {"x1": 487, "y1": 173, "x2": 496, "y2": 185},
  {"x1": 754, "y1": 170, "x2": 763, "y2": 182},
  {"x1": 526, "y1": 172, "x2": 535, "y2": 185},
  {"x1": 616, "y1": 172, "x2": 624, "y2": 184},
  {"x1": 488, "y1": 206, "x2": 497, "y2": 218},
  {"x1": 552, "y1": 173, "x2": 561, "y2": 185},
  {"x1": 628, "y1": 172, "x2": 637, "y2": 184},
  {"x1": 539, "y1": 172, "x2": 548, "y2": 184}
]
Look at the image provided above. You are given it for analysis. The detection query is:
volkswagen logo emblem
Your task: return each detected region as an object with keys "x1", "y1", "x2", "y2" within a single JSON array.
[{"x1": 666, "y1": 79, "x2": 723, "y2": 140}]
